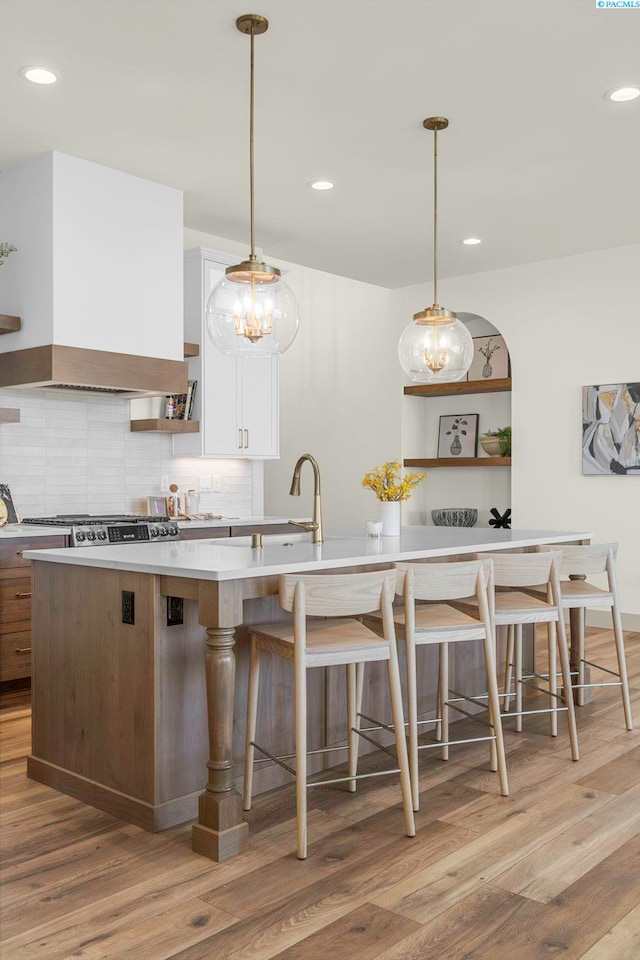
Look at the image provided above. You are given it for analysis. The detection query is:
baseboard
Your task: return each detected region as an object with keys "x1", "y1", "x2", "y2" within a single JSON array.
[{"x1": 585, "y1": 611, "x2": 640, "y2": 632}]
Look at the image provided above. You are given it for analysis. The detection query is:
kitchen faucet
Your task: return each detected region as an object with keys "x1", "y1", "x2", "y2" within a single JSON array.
[{"x1": 288, "y1": 454, "x2": 323, "y2": 544}]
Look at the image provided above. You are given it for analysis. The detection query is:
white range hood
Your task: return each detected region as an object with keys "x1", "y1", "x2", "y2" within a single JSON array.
[{"x1": 0, "y1": 151, "x2": 187, "y2": 395}]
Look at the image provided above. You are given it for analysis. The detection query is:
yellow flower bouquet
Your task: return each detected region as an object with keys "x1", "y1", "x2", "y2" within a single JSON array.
[{"x1": 361, "y1": 460, "x2": 426, "y2": 501}]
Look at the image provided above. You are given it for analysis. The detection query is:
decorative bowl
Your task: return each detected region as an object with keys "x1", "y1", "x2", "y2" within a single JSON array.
[
  {"x1": 480, "y1": 437, "x2": 502, "y2": 456},
  {"x1": 431, "y1": 507, "x2": 478, "y2": 527}
]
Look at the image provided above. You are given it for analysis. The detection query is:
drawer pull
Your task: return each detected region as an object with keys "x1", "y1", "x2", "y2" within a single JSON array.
[
  {"x1": 15, "y1": 592, "x2": 32, "y2": 599},
  {"x1": 16, "y1": 550, "x2": 24, "y2": 557},
  {"x1": 15, "y1": 647, "x2": 32, "y2": 654}
]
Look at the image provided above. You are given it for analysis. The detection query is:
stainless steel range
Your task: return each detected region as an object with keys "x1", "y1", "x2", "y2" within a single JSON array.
[{"x1": 22, "y1": 514, "x2": 180, "y2": 547}]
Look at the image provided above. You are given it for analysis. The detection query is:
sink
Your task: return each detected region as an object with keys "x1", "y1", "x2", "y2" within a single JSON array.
[{"x1": 212, "y1": 532, "x2": 312, "y2": 547}]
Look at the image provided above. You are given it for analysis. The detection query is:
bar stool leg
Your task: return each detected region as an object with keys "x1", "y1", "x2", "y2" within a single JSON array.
[
  {"x1": 612, "y1": 601, "x2": 634, "y2": 731},
  {"x1": 243, "y1": 638, "x2": 261, "y2": 811},
  {"x1": 483, "y1": 631, "x2": 509, "y2": 796},
  {"x1": 405, "y1": 633, "x2": 419, "y2": 811},
  {"x1": 555, "y1": 614, "x2": 580, "y2": 761},
  {"x1": 386, "y1": 646, "x2": 416, "y2": 838},
  {"x1": 515, "y1": 624, "x2": 523, "y2": 732},
  {"x1": 504, "y1": 624, "x2": 515, "y2": 711},
  {"x1": 548, "y1": 620, "x2": 558, "y2": 737},
  {"x1": 347, "y1": 663, "x2": 358, "y2": 793},
  {"x1": 295, "y1": 656, "x2": 308, "y2": 859},
  {"x1": 576, "y1": 606, "x2": 586, "y2": 707},
  {"x1": 434, "y1": 646, "x2": 443, "y2": 742},
  {"x1": 440, "y1": 642, "x2": 449, "y2": 761}
]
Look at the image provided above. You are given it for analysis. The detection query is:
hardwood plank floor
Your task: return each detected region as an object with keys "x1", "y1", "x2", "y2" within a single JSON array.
[{"x1": 0, "y1": 628, "x2": 638, "y2": 959}]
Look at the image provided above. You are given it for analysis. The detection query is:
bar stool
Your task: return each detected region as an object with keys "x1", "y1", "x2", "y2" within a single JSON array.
[
  {"x1": 534, "y1": 543, "x2": 633, "y2": 730},
  {"x1": 242, "y1": 569, "x2": 415, "y2": 860},
  {"x1": 363, "y1": 559, "x2": 509, "y2": 811},
  {"x1": 458, "y1": 551, "x2": 580, "y2": 760}
]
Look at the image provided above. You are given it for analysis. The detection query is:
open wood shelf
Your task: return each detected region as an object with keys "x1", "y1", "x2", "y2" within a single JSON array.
[
  {"x1": 404, "y1": 377, "x2": 511, "y2": 398},
  {"x1": 0, "y1": 407, "x2": 21, "y2": 423},
  {"x1": 183, "y1": 342, "x2": 199, "y2": 357},
  {"x1": 0, "y1": 315, "x2": 21, "y2": 335},
  {"x1": 404, "y1": 457, "x2": 511, "y2": 468},
  {"x1": 130, "y1": 419, "x2": 199, "y2": 433}
]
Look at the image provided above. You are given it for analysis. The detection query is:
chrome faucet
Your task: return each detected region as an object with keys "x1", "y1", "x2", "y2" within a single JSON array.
[{"x1": 288, "y1": 454, "x2": 323, "y2": 544}]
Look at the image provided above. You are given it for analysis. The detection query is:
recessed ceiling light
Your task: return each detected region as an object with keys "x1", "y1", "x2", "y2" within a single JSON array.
[
  {"x1": 604, "y1": 86, "x2": 640, "y2": 103},
  {"x1": 308, "y1": 180, "x2": 334, "y2": 191},
  {"x1": 461, "y1": 237, "x2": 483, "y2": 246},
  {"x1": 19, "y1": 66, "x2": 59, "y2": 85}
]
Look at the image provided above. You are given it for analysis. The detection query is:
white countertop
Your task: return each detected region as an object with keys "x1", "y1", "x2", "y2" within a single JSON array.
[
  {"x1": 23, "y1": 527, "x2": 592, "y2": 581},
  {"x1": 0, "y1": 516, "x2": 298, "y2": 540}
]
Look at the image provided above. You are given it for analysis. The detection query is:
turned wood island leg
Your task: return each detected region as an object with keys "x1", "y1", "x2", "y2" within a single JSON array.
[{"x1": 192, "y1": 581, "x2": 249, "y2": 861}]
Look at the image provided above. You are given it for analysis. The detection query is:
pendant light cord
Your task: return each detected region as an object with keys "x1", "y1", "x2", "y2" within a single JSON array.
[
  {"x1": 433, "y1": 126, "x2": 438, "y2": 307},
  {"x1": 249, "y1": 25, "x2": 256, "y2": 260}
]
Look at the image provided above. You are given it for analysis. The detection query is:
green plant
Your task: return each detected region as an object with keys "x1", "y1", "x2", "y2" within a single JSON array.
[
  {"x1": 481, "y1": 426, "x2": 511, "y2": 457},
  {"x1": 0, "y1": 243, "x2": 17, "y2": 266}
]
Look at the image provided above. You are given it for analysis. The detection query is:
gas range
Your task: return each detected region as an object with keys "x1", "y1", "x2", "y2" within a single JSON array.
[{"x1": 22, "y1": 514, "x2": 180, "y2": 547}]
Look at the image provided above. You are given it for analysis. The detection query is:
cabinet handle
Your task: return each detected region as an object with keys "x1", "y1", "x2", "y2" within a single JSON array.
[
  {"x1": 15, "y1": 592, "x2": 32, "y2": 599},
  {"x1": 238, "y1": 428, "x2": 243, "y2": 449},
  {"x1": 15, "y1": 647, "x2": 32, "y2": 654},
  {"x1": 244, "y1": 428, "x2": 249, "y2": 448},
  {"x1": 16, "y1": 550, "x2": 24, "y2": 557}
]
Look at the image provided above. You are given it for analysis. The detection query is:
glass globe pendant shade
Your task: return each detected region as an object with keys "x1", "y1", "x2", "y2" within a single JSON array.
[
  {"x1": 206, "y1": 265, "x2": 300, "y2": 357},
  {"x1": 398, "y1": 314, "x2": 473, "y2": 384}
]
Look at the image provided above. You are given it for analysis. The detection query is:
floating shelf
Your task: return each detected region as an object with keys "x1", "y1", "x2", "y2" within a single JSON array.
[
  {"x1": 0, "y1": 407, "x2": 21, "y2": 423},
  {"x1": 404, "y1": 377, "x2": 511, "y2": 398},
  {"x1": 183, "y1": 342, "x2": 199, "y2": 357},
  {"x1": 130, "y1": 419, "x2": 199, "y2": 433},
  {"x1": 404, "y1": 457, "x2": 511, "y2": 468},
  {"x1": 0, "y1": 315, "x2": 21, "y2": 335}
]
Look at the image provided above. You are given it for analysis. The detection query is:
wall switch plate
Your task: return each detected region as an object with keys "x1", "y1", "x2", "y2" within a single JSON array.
[
  {"x1": 212, "y1": 475, "x2": 221, "y2": 493},
  {"x1": 160, "y1": 475, "x2": 170, "y2": 493},
  {"x1": 200, "y1": 476, "x2": 212, "y2": 493},
  {"x1": 166, "y1": 596, "x2": 184, "y2": 626},
  {"x1": 122, "y1": 591, "x2": 135, "y2": 625}
]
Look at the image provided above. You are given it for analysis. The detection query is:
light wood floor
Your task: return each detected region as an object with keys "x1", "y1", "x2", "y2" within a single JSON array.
[{"x1": 1, "y1": 628, "x2": 639, "y2": 960}]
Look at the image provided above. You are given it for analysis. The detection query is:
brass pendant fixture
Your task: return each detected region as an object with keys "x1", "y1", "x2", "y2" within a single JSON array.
[
  {"x1": 398, "y1": 117, "x2": 473, "y2": 383},
  {"x1": 206, "y1": 14, "x2": 299, "y2": 356}
]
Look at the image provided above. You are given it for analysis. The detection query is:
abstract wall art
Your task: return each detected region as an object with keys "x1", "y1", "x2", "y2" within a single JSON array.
[{"x1": 582, "y1": 383, "x2": 640, "y2": 476}]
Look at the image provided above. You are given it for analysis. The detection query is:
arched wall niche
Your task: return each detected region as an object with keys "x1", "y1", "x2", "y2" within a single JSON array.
[{"x1": 402, "y1": 311, "x2": 512, "y2": 528}]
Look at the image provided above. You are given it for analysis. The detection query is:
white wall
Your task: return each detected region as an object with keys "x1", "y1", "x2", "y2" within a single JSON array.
[{"x1": 395, "y1": 244, "x2": 640, "y2": 619}]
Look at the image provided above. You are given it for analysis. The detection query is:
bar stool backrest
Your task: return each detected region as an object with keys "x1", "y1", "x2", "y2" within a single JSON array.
[
  {"x1": 479, "y1": 551, "x2": 562, "y2": 589},
  {"x1": 536, "y1": 543, "x2": 618, "y2": 578},
  {"x1": 279, "y1": 569, "x2": 396, "y2": 618},
  {"x1": 395, "y1": 560, "x2": 491, "y2": 601}
]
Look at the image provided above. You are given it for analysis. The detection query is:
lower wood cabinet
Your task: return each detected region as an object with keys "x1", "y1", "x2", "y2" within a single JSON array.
[{"x1": 0, "y1": 536, "x2": 66, "y2": 682}]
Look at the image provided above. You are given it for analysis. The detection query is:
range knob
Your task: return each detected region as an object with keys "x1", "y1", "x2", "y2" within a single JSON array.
[
  {"x1": 160, "y1": 526, "x2": 168, "y2": 537},
  {"x1": 150, "y1": 526, "x2": 160, "y2": 537},
  {"x1": 168, "y1": 525, "x2": 178, "y2": 536},
  {"x1": 97, "y1": 529, "x2": 107, "y2": 540},
  {"x1": 75, "y1": 531, "x2": 86, "y2": 542},
  {"x1": 86, "y1": 531, "x2": 96, "y2": 541}
]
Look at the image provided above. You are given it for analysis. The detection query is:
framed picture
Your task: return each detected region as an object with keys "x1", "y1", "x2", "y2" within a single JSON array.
[
  {"x1": 437, "y1": 414, "x2": 479, "y2": 458},
  {"x1": 147, "y1": 496, "x2": 170, "y2": 517},
  {"x1": 0, "y1": 484, "x2": 19, "y2": 525},
  {"x1": 582, "y1": 382, "x2": 640, "y2": 476},
  {"x1": 467, "y1": 335, "x2": 510, "y2": 382}
]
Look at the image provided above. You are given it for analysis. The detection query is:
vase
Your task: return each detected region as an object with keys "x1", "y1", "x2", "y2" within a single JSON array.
[
  {"x1": 379, "y1": 500, "x2": 401, "y2": 536},
  {"x1": 450, "y1": 434, "x2": 462, "y2": 456},
  {"x1": 482, "y1": 361, "x2": 492, "y2": 378}
]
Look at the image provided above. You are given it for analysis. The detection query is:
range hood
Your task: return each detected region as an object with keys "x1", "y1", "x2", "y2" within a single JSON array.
[{"x1": 0, "y1": 151, "x2": 187, "y2": 395}]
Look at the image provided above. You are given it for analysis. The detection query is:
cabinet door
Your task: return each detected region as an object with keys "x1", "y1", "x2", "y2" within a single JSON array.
[
  {"x1": 240, "y1": 355, "x2": 279, "y2": 457},
  {"x1": 201, "y1": 261, "x2": 242, "y2": 456}
]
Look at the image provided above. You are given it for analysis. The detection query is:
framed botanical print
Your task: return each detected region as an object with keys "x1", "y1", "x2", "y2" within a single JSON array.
[
  {"x1": 467, "y1": 335, "x2": 510, "y2": 382},
  {"x1": 437, "y1": 414, "x2": 479, "y2": 458}
]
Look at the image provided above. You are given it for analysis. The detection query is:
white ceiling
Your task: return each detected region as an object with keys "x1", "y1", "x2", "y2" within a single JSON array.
[{"x1": 1, "y1": 0, "x2": 639, "y2": 288}]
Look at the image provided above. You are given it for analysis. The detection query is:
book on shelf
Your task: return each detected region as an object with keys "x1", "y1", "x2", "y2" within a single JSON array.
[{"x1": 164, "y1": 381, "x2": 197, "y2": 420}]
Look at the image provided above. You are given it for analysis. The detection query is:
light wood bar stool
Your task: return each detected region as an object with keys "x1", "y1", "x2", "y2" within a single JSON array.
[
  {"x1": 243, "y1": 569, "x2": 415, "y2": 860},
  {"x1": 458, "y1": 551, "x2": 580, "y2": 759},
  {"x1": 364, "y1": 559, "x2": 509, "y2": 811},
  {"x1": 534, "y1": 543, "x2": 632, "y2": 730}
]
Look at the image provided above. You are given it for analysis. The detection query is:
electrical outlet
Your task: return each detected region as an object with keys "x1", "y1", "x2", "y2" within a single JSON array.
[
  {"x1": 200, "y1": 476, "x2": 212, "y2": 493},
  {"x1": 212, "y1": 475, "x2": 222, "y2": 493},
  {"x1": 160, "y1": 475, "x2": 170, "y2": 493}
]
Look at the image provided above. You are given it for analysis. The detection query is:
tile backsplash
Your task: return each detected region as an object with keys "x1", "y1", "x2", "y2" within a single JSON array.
[{"x1": 0, "y1": 389, "x2": 257, "y2": 518}]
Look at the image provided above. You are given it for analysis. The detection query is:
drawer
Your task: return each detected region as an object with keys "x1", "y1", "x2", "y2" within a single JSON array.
[
  {"x1": 178, "y1": 527, "x2": 232, "y2": 541},
  {"x1": 230, "y1": 524, "x2": 293, "y2": 537},
  {"x1": 0, "y1": 626, "x2": 31, "y2": 682},
  {"x1": 0, "y1": 578, "x2": 32, "y2": 623},
  {"x1": 0, "y1": 536, "x2": 67, "y2": 574}
]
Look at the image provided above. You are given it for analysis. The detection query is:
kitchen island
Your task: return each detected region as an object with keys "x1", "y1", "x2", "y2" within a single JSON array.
[{"x1": 25, "y1": 526, "x2": 591, "y2": 861}]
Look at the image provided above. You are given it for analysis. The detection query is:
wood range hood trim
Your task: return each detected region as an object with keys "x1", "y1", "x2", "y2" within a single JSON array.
[{"x1": 0, "y1": 344, "x2": 188, "y2": 397}]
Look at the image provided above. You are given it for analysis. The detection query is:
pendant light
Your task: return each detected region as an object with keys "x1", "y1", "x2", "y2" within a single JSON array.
[
  {"x1": 206, "y1": 14, "x2": 299, "y2": 357},
  {"x1": 398, "y1": 118, "x2": 473, "y2": 383}
]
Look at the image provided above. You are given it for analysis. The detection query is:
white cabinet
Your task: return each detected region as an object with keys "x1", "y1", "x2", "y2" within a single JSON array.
[{"x1": 173, "y1": 248, "x2": 279, "y2": 459}]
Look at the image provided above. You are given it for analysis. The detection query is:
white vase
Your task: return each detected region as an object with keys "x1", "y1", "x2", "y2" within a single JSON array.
[{"x1": 380, "y1": 500, "x2": 401, "y2": 536}]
